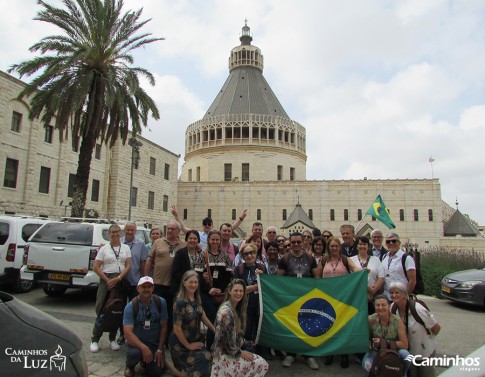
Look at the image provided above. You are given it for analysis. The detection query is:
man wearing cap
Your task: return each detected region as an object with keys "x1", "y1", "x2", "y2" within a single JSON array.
[
  {"x1": 381, "y1": 232, "x2": 416, "y2": 300},
  {"x1": 123, "y1": 276, "x2": 168, "y2": 377}
]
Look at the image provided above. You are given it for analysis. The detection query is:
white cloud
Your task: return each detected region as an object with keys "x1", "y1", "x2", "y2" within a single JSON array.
[{"x1": 2, "y1": 0, "x2": 485, "y2": 224}]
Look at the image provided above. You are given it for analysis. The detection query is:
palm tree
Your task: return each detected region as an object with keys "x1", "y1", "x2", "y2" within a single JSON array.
[{"x1": 9, "y1": 0, "x2": 162, "y2": 217}]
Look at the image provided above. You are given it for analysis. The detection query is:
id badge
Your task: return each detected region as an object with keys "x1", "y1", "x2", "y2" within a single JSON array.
[
  {"x1": 213, "y1": 270, "x2": 219, "y2": 279},
  {"x1": 144, "y1": 320, "x2": 151, "y2": 329},
  {"x1": 297, "y1": 272, "x2": 303, "y2": 278}
]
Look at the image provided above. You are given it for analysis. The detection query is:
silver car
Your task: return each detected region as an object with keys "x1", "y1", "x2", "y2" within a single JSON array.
[{"x1": 441, "y1": 267, "x2": 485, "y2": 307}]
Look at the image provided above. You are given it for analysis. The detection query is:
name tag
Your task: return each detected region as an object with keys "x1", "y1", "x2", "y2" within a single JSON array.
[
  {"x1": 213, "y1": 270, "x2": 219, "y2": 279},
  {"x1": 144, "y1": 320, "x2": 151, "y2": 329}
]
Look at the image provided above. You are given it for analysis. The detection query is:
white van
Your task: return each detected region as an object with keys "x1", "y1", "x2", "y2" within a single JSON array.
[{"x1": 0, "y1": 215, "x2": 51, "y2": 292}]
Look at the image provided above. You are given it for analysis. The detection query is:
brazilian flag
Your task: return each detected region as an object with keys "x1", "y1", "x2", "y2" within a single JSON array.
[
  {"x1": 366, "y1": 194, "x2": 396, "y2": 229},
  {"x1": 257, "y1": 271, "x2": 369, "y2": 356}
]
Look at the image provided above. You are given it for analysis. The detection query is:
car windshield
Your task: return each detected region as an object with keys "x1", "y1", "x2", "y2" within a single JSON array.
[
  {"x1": 0, "y1": 222, "x2": 9, "y2": 245},
  {"x1": 31, "y1": 223, "x2": 94, "y2": 245}
]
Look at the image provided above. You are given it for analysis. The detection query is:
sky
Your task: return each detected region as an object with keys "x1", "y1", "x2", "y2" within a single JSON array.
[{"x1": 1, "y1": 0, "x2": 485, "y2": 224}]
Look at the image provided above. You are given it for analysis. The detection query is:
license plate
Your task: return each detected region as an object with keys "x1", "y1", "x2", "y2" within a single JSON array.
[
  {"x1": 441, "y1": 286, "x2": 451, "y2": 293},
  {"x1": 48, "y1": 273, "x2": 70, "y2": 281}
]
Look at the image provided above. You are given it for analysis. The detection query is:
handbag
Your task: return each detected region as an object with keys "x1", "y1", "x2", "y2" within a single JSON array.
[{"x1": 205, "y1": 251, "x2": 225, "y2": 305}]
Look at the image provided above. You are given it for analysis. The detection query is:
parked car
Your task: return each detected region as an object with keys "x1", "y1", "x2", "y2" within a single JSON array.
[
  {"x1": 0, "y1": 215, "x2": 51, "y2": 292},
  {"x1": 21, "y1": 219, "x2": 149, "y2": 296},
  {"x1": 0, "y1": 290, "x2": 88, "y2": 376},
  {"x1": 441, "y1": 267, "x2": 485, "y2": 307}
]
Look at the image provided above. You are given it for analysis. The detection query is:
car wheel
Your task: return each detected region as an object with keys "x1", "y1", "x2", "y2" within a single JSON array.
[
  {"x1": 43, "y1": 284, "x2": 67, "y2": 297},
  {"x1": 12, "y1": 276, "x2": 34, "y2": 293}
]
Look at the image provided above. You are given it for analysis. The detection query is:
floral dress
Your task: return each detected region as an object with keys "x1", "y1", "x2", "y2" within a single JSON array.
[
  {"x1": 210, "y1": 303, "x2": 268, "y2": 377},
  {"x1": 168, "y1": 299, "x2": 212, "y2": 377}
]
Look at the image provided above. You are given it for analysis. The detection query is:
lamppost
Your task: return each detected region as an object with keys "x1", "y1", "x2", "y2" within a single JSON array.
[{"x1": 128, "y1": 137, "x2": 142, "y2": 220}]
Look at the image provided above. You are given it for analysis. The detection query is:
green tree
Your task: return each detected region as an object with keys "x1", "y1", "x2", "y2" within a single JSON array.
[{"x1": 9, "y1": 0, "x2": 162, "y2": 217}]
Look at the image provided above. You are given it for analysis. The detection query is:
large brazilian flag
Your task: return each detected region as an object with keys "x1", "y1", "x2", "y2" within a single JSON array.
[{"x1": 257, "y1": 271, "x2": 369, "y2": 356}]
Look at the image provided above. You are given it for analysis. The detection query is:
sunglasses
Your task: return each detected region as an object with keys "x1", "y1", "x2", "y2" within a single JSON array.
[
  {"x1": 291, "y1": 240, "x2": 302, "y2": 244},
  {"x1": 303, "y1": 235, "x2": 312, "y2": 238},
  {"x1": 203, "y1": 222, "x2": 212, "y2": 226},
  {"x1": 385, "y1": 239, "x2": 399, "y2": 244},
  {"x1": 322, "y1": 235, "x2": 331, "y2": 238},
  {"x1": 267, "y1": 231, "x2": 276, "y2": 234},
  {"x1": 284, "y1": 244, "x2": 291, "y2": 248},
  {"x1": 242, "y1": 252, "x2": 254, "y2": 257},
  {"x1": 277, "y1": 239, "x2": 285, "y2": 243}
]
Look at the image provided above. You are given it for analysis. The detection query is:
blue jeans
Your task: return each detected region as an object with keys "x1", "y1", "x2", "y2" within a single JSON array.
[
  {"x1": 362, "y1": 349, "x2": 412, "y2": 377},
  {"x1": 126, "y1": 344, "x2": 165, "y2": 377}
]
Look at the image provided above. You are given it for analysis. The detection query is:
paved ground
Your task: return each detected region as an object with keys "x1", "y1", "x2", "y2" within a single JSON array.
[{"x1": 5, "y1": 285, "x2": 485, "y2": 376}]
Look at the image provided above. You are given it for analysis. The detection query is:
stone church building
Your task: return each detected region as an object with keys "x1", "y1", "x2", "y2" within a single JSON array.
[{"x1": 1, "y1": 23, "x2": 482, "y2": 250}]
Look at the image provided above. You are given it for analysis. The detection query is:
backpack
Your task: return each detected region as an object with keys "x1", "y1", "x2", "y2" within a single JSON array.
[
  {"x1": 391, "y1": 295, "x2": 431, "y2": 335},
  {"x1": 95, "y1": 296, "x2": 124, "y2": 333},
  {"x1": 401, "y1": 253, "x2": 425, "y2": 294},
  {"x1": 132, "y1": 294, "x2": 162, "y2": 319},
  {"x1": 321, "y1": 255, "x2": 351, "y2": 273},
  {"x1": 369, "y1": 338, "x2": 403, "y2": 377}
]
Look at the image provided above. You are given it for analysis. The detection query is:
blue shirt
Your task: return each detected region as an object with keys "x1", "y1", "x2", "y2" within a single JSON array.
[
  {"x1": 123, "y1": 295, "x2": 168, "y2": 347},
  {"x1": 122, "y1": 236, "x2": 148, "y2": 285}
]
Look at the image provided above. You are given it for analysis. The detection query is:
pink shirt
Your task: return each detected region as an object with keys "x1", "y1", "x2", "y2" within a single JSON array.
[{"x1": 322, "y1": 258, "x2": 350, "y2": 278}]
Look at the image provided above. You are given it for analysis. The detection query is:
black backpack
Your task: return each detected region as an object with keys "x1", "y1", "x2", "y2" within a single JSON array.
[
  {"x1": 369, "y1": 338, "x2": 403, "y2": 377},
  {"x1": 95, "y1": 296, "x2": 124, "y2": 333},
  {"x1": 401, "y1": 253, "x2": 425, "y2": 294}
]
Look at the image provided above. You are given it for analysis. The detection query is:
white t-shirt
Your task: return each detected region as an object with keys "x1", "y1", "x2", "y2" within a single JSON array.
[
  {"x1": 95, "y1": 243, "x2": 131, "y2": 274},
  {"x1": 395, "y1": 302, "x2": 438, "y2": 358},
  {"x1": 382, "y1": 249, "x2": 415, "y2": 299},
  {"x1": 350, "y1": 255, "x2": 384, "y2": 286}
]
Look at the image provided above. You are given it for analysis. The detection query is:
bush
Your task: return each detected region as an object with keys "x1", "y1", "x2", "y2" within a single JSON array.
[{"x1": 419, "y1": 247, "x2": 485, "y2": 298}]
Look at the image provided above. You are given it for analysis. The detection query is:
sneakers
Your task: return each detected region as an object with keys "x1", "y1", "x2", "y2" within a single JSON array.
[
  {"x1": 306, "y1": 357, "x2": 319, "y2": 370},
  {"x1": 117, "y1": 335, "x2": 125, "y2": 345},
  {"x1": 282, "y1": 355, "x2": 295, "y2": 367},
  {"x1": 89, "y1": 342, "x2": 99, "y2": 353},
  {"x1": 110, "y1": 340, "x2": 121, "y2": 351}
]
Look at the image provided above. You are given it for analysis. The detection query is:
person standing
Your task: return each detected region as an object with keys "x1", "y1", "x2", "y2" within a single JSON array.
[
  {"x1": 275, "y1": 235, "x2": 287, "y2": 259},
  {"x1": 122, "y1": 222, "x2": 148, "y2": 300},
  {"x1": 382, "y1": 233, "x2": 416, "y2": 300},
  {"x1": 301, "y1": 230, "x2": 313, "y2": 253},
  {"x1": 340, "y1": 224, "x2": 358, "y2": 257},
  {"x1": 144, "y1": 220, "x2": 186, "y2": 340},
  {"x1": 211, "y1": 279, "x2": 269, "y2": 377},
  {"x1": 146, "y1": 227, "x2": 162, "y2": 253},
  {"x1": 91, "y1": 224, "x2": 132, "y2": 353},
  {"x1": 171, "y1": 230, "x2": 202, "y2": 296},
  {"x1": 220, "y1": 223, "x2": 239, "y2": 263},
  {"x1": 265, "y1": 226, "x2": 278, "y2": 243},
  {"x1": 169, "y1": 270, "x2": 215, "y2": 377},
  {"x1": 277, "y1": 232, "x2": 319, "y2": 370},
  {"x1": 370, "y1": 229, "x2": 387, "y2": 261},
  {"x1": 195, "y1": 230, "x2": 233, "y2": 350},
  {"x1": 171, "y1": 205, "x2": 247, "y2": 250},
  {"x1": 350, "y1": 236, "x2": 385, "y2": 314}
]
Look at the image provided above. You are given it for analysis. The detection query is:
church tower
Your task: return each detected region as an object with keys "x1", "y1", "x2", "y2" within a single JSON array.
[{"x1": 180, "y1": 22, "x2": 307, "y2": 182}]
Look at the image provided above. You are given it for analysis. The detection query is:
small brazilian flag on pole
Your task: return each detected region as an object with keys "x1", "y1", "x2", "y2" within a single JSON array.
[
  {"x1": 256, "y1": 272, "x2": 369, "y2": 356},
  {"x1": 366, "y1": 194, "x2": 396, "y2": 229}
]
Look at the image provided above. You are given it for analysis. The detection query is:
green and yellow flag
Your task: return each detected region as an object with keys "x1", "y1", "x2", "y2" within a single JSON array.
[
  {"x1": 366, "y1": 194, "x2": 396, "y2": 229},
  {"x1": 257, "y1": 271, "x2": 369, "y2": 356}
]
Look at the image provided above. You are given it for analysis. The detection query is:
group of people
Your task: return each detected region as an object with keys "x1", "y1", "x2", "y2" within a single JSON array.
[{"x1": 89, "y1": 210, "x2": 439, "y2": 377}]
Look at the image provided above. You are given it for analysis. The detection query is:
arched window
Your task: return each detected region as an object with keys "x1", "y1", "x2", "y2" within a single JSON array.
[
  {"x1": 399, "y1": 209, "x2": 404, "y2": 221},
  {"x1": 414, "y1": 209, "x2": 419, "y2": 221},
  {"x1": 308, "y1": 209, "x2": 313, "y2": 220},
  {"x1": 207, "y1": 209, "x2": 212, "y2": 218},
  {"x1": 183, "y1": 209, "x2": 188, "y2": 220},
  {"x1": 357, "y1": 209, "x2": 362, "y2": 221},
  {"x1": 282, "y1": 209, "x2": 287, "y2": 220},
  {"x1": 330, "y1": 209, "x2": 335, "y2": 221},
  {"x1": 232, "y1": 209, "x2": 236, "y2": 221},
  {"x1": 257, "y1": 209, "x2": 262, "y2": 221},
  {"x1": 428, "y1": 209, "x2": 433, "y2": 222},
  {"x1": 344, "y1": 209, "x2": 349, "y2": 221}
]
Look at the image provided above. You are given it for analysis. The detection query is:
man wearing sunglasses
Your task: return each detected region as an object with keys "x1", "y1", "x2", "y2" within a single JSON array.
[
  {"x1": 277, "y1": 232, "x2": 319, "y2": 370},
  {"x1": 381, "y1": 233, "x2": 416, "y2": 300}
]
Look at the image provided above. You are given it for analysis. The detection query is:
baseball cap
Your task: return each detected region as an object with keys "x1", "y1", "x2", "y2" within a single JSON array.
[{"x1": 137, "y1": 276, "x2": 154, "y2": 286}]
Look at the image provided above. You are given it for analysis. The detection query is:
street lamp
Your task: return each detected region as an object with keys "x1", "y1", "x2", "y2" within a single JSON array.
[{"x1": 128, "y1": 137, "x2": 143, "y2": 220}]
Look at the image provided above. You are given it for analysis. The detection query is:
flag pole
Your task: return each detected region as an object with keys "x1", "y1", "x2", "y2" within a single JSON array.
[
  {"x1": 429, "y1": 156, "x2": 435, "y2": 179},
  {"x1": 355, "y1": 213, "x2": 368, "y2": 234}
]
